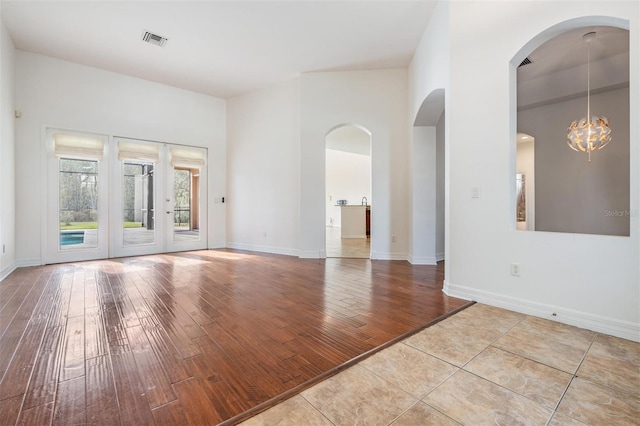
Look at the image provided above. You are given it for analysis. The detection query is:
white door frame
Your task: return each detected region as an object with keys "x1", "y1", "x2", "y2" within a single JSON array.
[{"x1": 45, "y1": 128, "x2": 110, "y2": 264}]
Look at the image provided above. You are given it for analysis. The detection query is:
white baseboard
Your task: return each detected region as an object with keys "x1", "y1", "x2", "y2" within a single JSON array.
[
  {"x1": 341, "y1": 234, "x2": 367, "y2": 239},
  {"x1": 226, "y1": 242, "x2": 299, "y2": 258},
  {"x1": 16, "y1": 258, "x2": 42, "y2": 267},
  {"x1": 444, "y1": 280, "x2": 640, "y2": 343},
  {"x1": 0, "y1": 262, "x2": 17, "y2": 282},
  {"x1": 371, "y1": 251, "x2": 408, "y2": 261},
  {"x1": 436, "y1": 252, "x2": 445, "y2": 262},
  {"x1": 208, "y1": 241, "x2": 227, "y2": 249},
  {"x1": 408, "y1": 255, "x2": 437, "y2": 265},
  {"x1": 298, "y1": 250, "x2": 326, "y2": 259}
]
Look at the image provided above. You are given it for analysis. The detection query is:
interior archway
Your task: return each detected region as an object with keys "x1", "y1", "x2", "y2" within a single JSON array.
[
  {"x1": 512, "y1": 19, "x2": 630, "y2": 236},
  {"x1": 325, "y1": 124, "x2": 372, "y2": 258},
  {"x1": 411, "y1": 88, "x2": 445, "y2": 265}
]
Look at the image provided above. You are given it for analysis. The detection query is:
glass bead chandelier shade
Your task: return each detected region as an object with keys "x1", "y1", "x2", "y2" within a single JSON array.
[{"x1": 566, "y1": 31, "x2": 611, "y2": 162}]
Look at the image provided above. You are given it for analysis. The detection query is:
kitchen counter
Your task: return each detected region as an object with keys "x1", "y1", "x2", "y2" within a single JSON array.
[{"x1": 340, "y1": 205, "x2": 370, "y2": 238}]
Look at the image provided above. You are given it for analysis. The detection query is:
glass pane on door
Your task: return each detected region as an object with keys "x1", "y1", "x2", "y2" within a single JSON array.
[
  {"x1": 59, "y1": 158, "x2": 99, "y2": 250},
  {"x1": 123, "y1": 161, "x2": 156, "y2": 246},
  {"x1": 173, "y1": 167, "x2": 200, "y2": 242}
]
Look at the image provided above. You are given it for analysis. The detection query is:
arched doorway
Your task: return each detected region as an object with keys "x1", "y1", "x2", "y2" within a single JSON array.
[
  {"x1": 325, "y1": 124, "x2": 372, "y2": 258},
  {"x1": 411, "y1": 88, "x2": 445, "y2": 265}
]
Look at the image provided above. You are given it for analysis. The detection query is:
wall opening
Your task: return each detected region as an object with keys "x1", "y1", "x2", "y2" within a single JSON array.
[
  {"x1": 514, "y1": 24, "x2": 630, "y2": 236},
  {"x1": 412, "y1": 88, "x2": 445, "y2": 265},
  {"x1": 325, "y1": 124, "x2": 371, "y2": 258}
]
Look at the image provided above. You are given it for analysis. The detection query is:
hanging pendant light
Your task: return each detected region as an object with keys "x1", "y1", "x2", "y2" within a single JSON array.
[{"x1": 566, "y1": 31, "x2": 611, "y2": 162}]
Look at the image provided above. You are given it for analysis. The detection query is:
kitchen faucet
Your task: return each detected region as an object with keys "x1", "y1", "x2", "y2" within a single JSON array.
[{"x1": 361, "y1": 196, "x2": 368, "y2": 206}]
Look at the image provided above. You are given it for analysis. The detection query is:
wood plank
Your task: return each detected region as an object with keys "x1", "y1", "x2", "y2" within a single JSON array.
[
  {"x1": 22, "y1": 326, "x2": 65, "y2": 410},
  {"x1": 17, "y1": 401, "x2": 54, "y2": 425},
  {"x1": 67, "y1": 268, "x2": 85, "y2": 318},
  {"x1": 0, "y1": 268, "x2": 40, "y2": 321},
  {"x1": 170, "y1": 377, "x2": 224, "y2": 425},
  {"x1": 124, "y1": 324, "x2": 176, "y2": 408},
  {"x1": 84, "y1": 306, "x2": 108, "y2": 360},
  {"x1": 0, "y1": 269, "x2": 53, "y2": 379},
  {"x1": 185, "y1": 354, "x2": 247, "y2": 419},
  {"x1": 52, "y1": 376, "x2": 85, "y2": 425},
  {"x1": 47, "y1": 269, "x2": 75, "y2": 328},
  {"x1": 0, "y1": 394, "x2": 23, "y2": 425},
  {"x1": 85, "y1": 355, "x2": 120, "y2": 425},
  {"x1": 59, "y1": 315, "x2": 85, "y2": 382},
  {"x1": 151, "y1": 400, "x2": 188, "y2": 425},
  {"x1": 138, "y1": 316, "x2": 192, "y2": 383},
  {"x1": 0, "y1": 318, "x2": 28, "y2": 380},
  {"x1": 109, "y1": 341, "x2": 156, "y2": 426},
  {"x1": 0, "y1": 317, "x2": 49, "y2": 401}
]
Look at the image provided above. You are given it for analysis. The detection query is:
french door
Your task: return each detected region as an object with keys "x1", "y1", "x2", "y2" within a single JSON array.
[
  {"x1": 111, "y1": 138, "x2": 207, "y2": 257},
  {"x1": 46, "y1": 130, "x2": 207, "y2": 263},
  {"x1": 46, "y1": 130, "x2": 110, "y2": 263}
]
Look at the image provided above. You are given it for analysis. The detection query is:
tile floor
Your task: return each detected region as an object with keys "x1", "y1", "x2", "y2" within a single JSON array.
[{"x1": 240, "y1": 304, "x2": 640, "y2": 425}]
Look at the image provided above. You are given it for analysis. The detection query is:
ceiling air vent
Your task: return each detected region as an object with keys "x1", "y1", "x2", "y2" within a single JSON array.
[
  {"x1": 141, "y1": 31, "x2": 168, "y2": 47},
  {"x1": 518, "y1": 57, "x2": 533, "y2": 67}
]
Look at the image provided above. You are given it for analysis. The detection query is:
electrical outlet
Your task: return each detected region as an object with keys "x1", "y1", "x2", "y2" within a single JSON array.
[
  {"x1": 263, "y1": 231, "x2": 267, "y2": 238},
  {"x1": 391, "y1": 235, "x2": 397, "y2": 243},
  {"x1": 2, "y1": 244, "x2": 4, "y2": 254},
  {"x1": 510, "y1": 263, "x2": 521, "y2": 277}
]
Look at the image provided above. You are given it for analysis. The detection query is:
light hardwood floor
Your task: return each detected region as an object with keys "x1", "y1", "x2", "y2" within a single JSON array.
[{"x1": 325, "y1": 226, "x2": 370, "y2": 258}]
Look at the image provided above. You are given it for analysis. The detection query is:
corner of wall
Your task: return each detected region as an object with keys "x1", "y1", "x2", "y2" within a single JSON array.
[{"x1": 0, "y1": 15, "x2": 17, "y2": 279}]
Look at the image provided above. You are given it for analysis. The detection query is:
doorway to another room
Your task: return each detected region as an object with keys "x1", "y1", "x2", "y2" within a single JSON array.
[
  {"x1": 412, "y1": 88, "x2": 446, "y2": 265},
  {"x1": 325, "y1": 125, "x2": 371, "y2": 258}
]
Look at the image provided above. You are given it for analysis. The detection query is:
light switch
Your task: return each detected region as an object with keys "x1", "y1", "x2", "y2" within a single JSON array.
[{"x1": 471, "y1": 187, "x2": 480, "y2": 198}]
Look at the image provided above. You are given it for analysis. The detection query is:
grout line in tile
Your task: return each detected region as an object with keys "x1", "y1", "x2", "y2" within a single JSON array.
[
  {"x1": 548, "y1": 375, "x2": 579, "y2": 425},
  {"x1": 385, "y1": 398, "x2": 425, "y2": 426},
  {"x1": 436, "y1": 307, "x2": 529, "y2": 370},
  {"x1": 573, "y1": 332, "x2": 598, "y2": 376},
  {"x1": 483, "y1": 344, "x2": 578, "y2": 377},
  {"x1": 544, "y1": 330, "x2": 598, "y2": 418},
  {"x1": 300, "y1": 389, "x2": 337, "y2": 425},
  {"x1": 422, "y1": 401, "x2": 464, "y2": 426},
  {"x1": 459, "y1": 368, "x2": 554, "y2": 415},
  {"x1": 542, "y1": 334, "x2": 599, "y2": 425},
  {"x1": 300, "y1": 393, "x2": 337, "y2": 426},
  {"x1": 358, "y1": 344, "x2": 460, "y2": 400}
]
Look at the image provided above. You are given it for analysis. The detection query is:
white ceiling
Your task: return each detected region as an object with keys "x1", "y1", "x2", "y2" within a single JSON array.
[
  {"x1": 1, "y1": 0, "x2": 437, "y2": 98},
  {"x1": 517, "y1": 25, "x2": 629, "y2": 109},
  {"x1": 518, "y1": 25, "x2": 629, "y2": 81}
]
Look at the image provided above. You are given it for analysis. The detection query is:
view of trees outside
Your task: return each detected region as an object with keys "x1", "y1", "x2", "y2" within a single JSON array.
[
  {"x1": 174, "y1": 169, "x2": 191, "y2": 228},
  {"x1": 58, "y1": 159, "x2": 192, "y2": 231},
  {"x1": 122, "y1": 162, "x2": 153, "y2": 227},
  {"x1": 59, "y1": 158, "x2": 98, "y2": 229}
]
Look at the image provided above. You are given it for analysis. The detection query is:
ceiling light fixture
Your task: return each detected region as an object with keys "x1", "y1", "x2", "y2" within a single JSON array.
[{"x1": 566, "y1": 31, "x2": 611, "y2": 162}]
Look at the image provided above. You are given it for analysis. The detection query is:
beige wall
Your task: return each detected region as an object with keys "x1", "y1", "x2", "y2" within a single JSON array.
[{"x1": 518, "y1": 87, "x2": 630, "y2": 236}]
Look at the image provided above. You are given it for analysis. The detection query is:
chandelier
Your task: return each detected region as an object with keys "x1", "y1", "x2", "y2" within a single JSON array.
[{"x1": 566, "y1": 31, "x2": 611, "y2": 162}]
